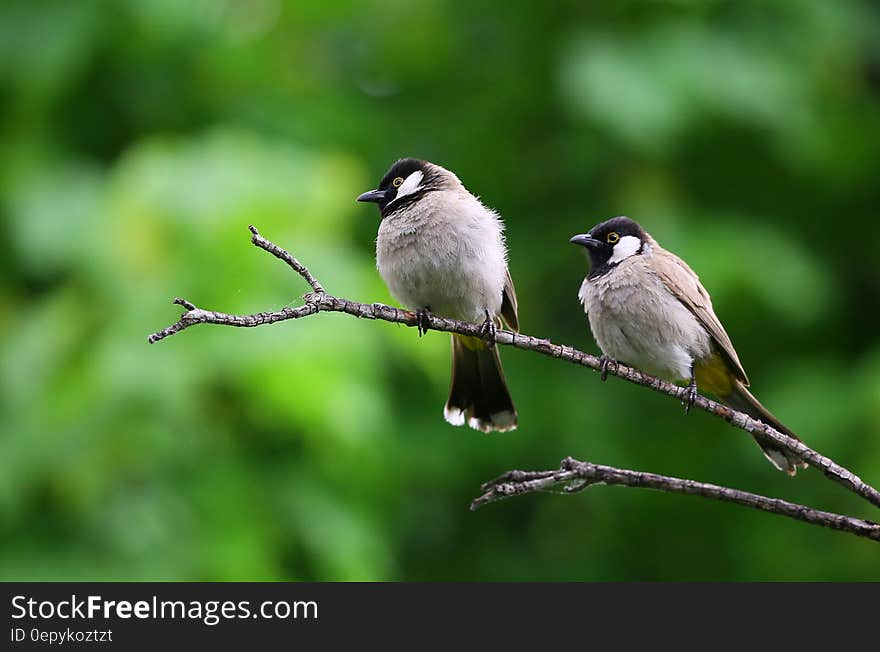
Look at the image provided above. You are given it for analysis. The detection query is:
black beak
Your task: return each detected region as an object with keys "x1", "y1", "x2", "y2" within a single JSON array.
[
  {"x1": 357, "y1": 189, "x2": 387, "y2": 203},
  {"x1": 570, "y1": 234, "x2": 602, "y2": 248}
]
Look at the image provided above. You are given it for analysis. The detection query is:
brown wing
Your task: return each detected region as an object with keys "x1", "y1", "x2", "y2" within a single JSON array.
[
  {"x1": 499, "y1": 268, "x2": 519, "y2": 332},
  {"x1": 652, "y1": 245, "x2": 749, "y2": 386}
]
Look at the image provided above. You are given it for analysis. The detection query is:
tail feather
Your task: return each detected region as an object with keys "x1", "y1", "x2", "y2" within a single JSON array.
[
  {"x1": 445, "y1": 335, "x2": 517, "y2": 433},
  {"x1": 722, "y1": 381, "x2": 807, "y2": 475}
]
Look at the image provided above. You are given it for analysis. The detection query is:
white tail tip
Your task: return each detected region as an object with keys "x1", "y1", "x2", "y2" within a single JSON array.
[{"x1": 444, "y1": 405, "x2": 466, "y2": 427}]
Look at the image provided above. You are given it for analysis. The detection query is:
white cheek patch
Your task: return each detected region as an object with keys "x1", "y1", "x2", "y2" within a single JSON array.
[
  {"x1": 389, "y1": 170, "x2": 424, "y2": 204},
  {"x1": 608, "y1": 235, "x2": 642, "y2": 264}
]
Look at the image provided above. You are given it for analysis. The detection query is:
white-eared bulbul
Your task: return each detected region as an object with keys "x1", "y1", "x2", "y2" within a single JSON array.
[
  {"x1": 571, "y1": 216, "x2": 806, "y2": 474},
  {"x1": 358, "y1": 158, "x2": 518, "y2": 432}
]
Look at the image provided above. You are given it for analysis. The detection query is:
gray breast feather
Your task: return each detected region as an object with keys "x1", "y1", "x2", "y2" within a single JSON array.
[
  {"x1": 376, "y1": 189, "x2": 509, "y2": 322},
  {"x1": 579, "y1": 255, "x2": 712, "y2": 381}
]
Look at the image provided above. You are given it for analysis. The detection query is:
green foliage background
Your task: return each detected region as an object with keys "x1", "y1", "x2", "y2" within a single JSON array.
[{"x1": 1, "y1": 0, "x2": 879, "y2": 581}]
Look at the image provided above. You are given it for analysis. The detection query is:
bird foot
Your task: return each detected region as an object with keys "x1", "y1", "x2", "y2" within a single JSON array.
[
  {"x1": 479, "y1": 311, "x2": 497, "y2": 347},
  {"x1": 599, "y1": 355, "x2": 618, "y2": 381},
  {"x1": 416, "y1": 308, "x2": 433, "y2": 337},
  {"x1": 683, "y1": 379, "x2": 698, "y2": 414}
]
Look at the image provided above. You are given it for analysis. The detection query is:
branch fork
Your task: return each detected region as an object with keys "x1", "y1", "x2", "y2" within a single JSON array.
[
  {"x1": 148, "y1": 226, "x2": 880, "y2": 543},
  {"x1": 473, "y1": 458, "x2": 880, "y2": 542}
]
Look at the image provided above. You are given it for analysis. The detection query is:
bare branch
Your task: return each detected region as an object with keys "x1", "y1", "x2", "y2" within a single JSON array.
[
  {"x1": 147, "y1": 300, "x2": 317, "y2": 344},
  {"x1": 147, "y1": 226, "x2": 880, "y2": 538},
  {"x1": 248, "y1": 225, "x2": 325, "y2": 294},
  {"x1": 472, "y1": 457, "x2": 880, "y2": 543}
]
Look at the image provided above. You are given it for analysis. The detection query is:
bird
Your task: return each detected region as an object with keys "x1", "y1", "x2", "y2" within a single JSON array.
[
  {"x1": 357, "y1": 158, "x2": 519, "y2": 432},
  {"x1": 570, "y1": 216, "x2": 806, "y2": 474}
]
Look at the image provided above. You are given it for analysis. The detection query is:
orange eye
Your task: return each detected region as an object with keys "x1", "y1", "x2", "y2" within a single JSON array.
[
  {"x1": 392, "y1": 177, "x2": 404, "y2": 188},
  {"x1": 607, "y1": 232, "x2": 620, "y2": 244}
]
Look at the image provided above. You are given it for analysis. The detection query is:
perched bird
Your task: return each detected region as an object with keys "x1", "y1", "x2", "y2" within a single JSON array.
[
  {"x1": 357, "y1": 158, "x2": 519, "y2": 432},
  {"x1": 570, "y1": 216, "x2": 806, "y2": 474}
]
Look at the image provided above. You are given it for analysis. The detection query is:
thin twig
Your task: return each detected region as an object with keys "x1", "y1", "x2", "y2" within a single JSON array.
[
  {"x1": 471, "y1": 457, "x2": 880, "y2": 543},
  {"x1": 249, "y1": 225, "x2": 325, "y2": 294},
  {"x1": 146, "y1": 226, "x2": 880, "y2": 536}
]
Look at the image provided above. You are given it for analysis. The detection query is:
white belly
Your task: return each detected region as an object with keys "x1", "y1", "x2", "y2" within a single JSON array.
[
  {"x1": 579, "y1": 257, "x2": 711, "y2": 382},
  {"x1": 376, "y1": 191, "x2": 507, "y2": 322}
]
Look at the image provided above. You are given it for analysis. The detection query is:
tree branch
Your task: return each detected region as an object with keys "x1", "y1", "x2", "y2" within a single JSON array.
[
  {"x1": 248, "y1": 225, "x2": 325, "y2": 294},
  {"x1": 471, "y1": 458, "x2": 880, "y2": 543},
  {"x1": 147, "y1": 226, "x2": 880, "y2": 540}
]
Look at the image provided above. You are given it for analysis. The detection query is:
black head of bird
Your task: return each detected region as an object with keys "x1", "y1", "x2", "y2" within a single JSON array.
[
  {"x1": 570, "y1": 216, "x2": 649, "y2": 278},
  {"x1": 357, "y1": 158, "x2": 441, "y2": 216}
]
